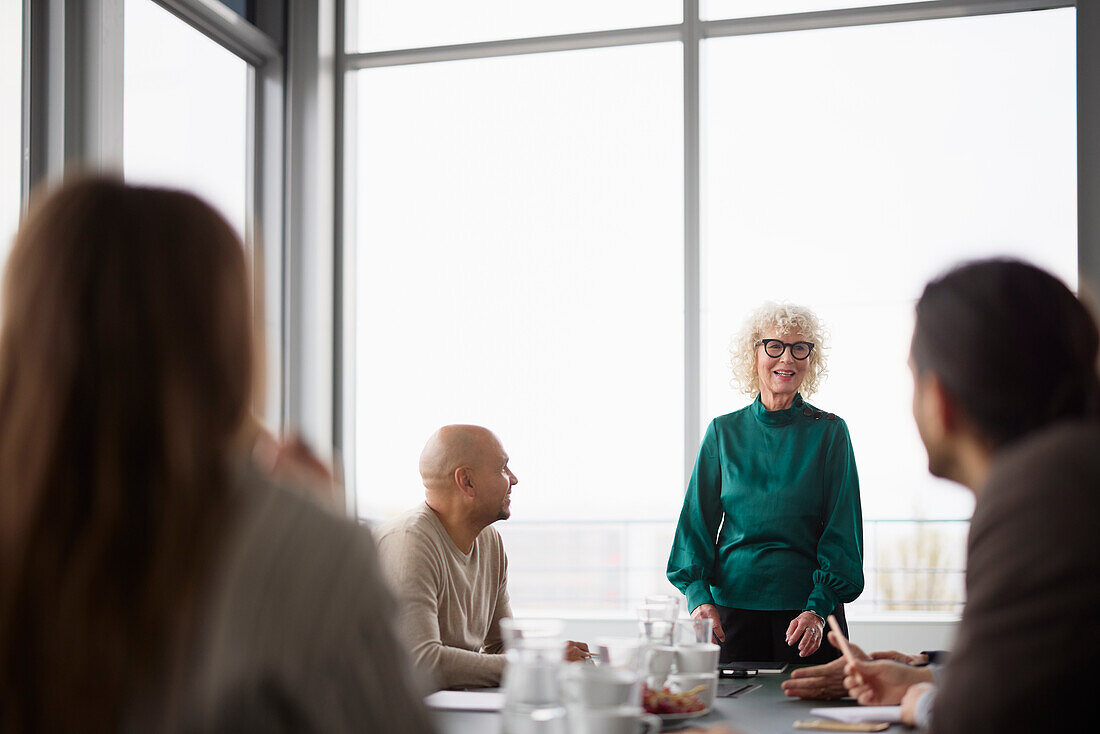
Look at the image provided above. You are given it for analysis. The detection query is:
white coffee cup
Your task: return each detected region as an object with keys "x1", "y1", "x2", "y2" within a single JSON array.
[
  {"x1": 674, "y1": 642, "x2": 720, "y2": 674},
  {"x1": 666, "y1": 671, "x2": 719, "y2": 710},
  {"x1": 643, "y1": 644, "x2": 676, "y2": 689},
  {"x1": 566, "y1": 705, "x2": 662, "y2": 734},
  {"x1": 559, "y1": 665, "x2": 640, "y2": 708}
]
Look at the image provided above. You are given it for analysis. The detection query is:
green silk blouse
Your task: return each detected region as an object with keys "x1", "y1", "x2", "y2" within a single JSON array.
[{"x1": 666, "y1": 393, "x2": 864, "y2": 617}]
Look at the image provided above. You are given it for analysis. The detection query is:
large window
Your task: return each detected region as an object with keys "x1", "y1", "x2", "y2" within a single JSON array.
[
  {"x1": 701, "y1": 9, "x2": 1076, "y2": 613},
  {"x1": 123, "y1": 0, "x2": 249, "y2": 240},
  {"x1": 345, "y1": 1, "x2": 1077, "y2": 617},
  {"x1": 351, "y1": 44, "x2": 684, "y2": 611},
  {"x1": 1, "y1": 0, "x2": 21, "y2": 261}
]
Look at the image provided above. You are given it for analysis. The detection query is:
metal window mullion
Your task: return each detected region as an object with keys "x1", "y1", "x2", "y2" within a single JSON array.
[
  {"x1": 335, "y1": 0, "x2": 358, "y2": 517},
  {"x1": 24, "y1": 0, "x2": 125, "y2": 195},
  {"x1": 21, "y1": 0, "x2": 39, "y2": 207},
  {"x1": 684, "y1": 0, "x2": 702, "y2": 487},
  {"x1": 345, "y1": 24, "x2": 682, "y2": 69},
  {"x1": 245, "y1": 66, "x2": 259, "y2": 274},
  {"x1": 150, "y1": 0, "x2": 279, "y2": 66},
  {"x1": 1081, "y1": 0, "x2": 1100, "y2": 295},
  {"x1": 341, "y1": 0, "x2": 1068, "y2": 73},
  {"x1": 248, "y1": 58, "x2": 289, "y2": 432},
  {"x1": 702, "y1": 0, "x2": 1072, "y2": 38}
]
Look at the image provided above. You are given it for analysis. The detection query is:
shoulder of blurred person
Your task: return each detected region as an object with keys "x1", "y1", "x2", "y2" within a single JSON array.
[
  {"x1": 930, "y1": 420, "x2": 1100, "y2": 734},
  {"x1": 170, "y1": 461, "x2": 435, "y2": 734}
]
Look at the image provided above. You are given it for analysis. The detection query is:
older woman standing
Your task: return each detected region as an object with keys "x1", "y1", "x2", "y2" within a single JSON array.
[{"x1": 667, "y1": 303, "x2": 863, "y2": 665}]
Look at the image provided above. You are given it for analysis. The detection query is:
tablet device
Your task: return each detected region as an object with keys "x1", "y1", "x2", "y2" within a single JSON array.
[
  {"x1": 719, "y1": 661, "x2": 788, "y2": 674},
  {"x1": 718, "y1": 666, "x2": 758, "y2": 678}
]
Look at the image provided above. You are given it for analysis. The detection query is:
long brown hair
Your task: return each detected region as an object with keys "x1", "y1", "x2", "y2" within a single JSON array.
[{"x1": 0, "y1": 177, "x2": 254, "y2": 731}]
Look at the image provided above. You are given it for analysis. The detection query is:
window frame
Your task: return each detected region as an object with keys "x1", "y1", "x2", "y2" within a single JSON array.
[
  {"x1": 22, "y1": 0, "x2": 290, "y2": 431},
  {"x1": 337, "y1": 0, "x2": 1095, "y2": 617},
  {"x1": 338, "y1": 0, "x2": 1086, "y2": 504}
]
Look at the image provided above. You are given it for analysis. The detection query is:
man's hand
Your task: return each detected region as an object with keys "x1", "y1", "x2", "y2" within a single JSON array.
[
  {"x1": 563, "y1": 640, "x2": 592, "y2": 663},
  {"x1": 843, "y1": 658, "x2": 934, "y2": 706},
  {"x1": 782, "y1": 639, "x2": 870, "y2": 699},
  {"x1": 900, "y1": 681, "x2": 935, "y2": 726},
  {"x1": 785, "y1": 611, "x2": 825, "y2": 658},
  {"x1": 870, "y1": 650, "x2": 929, "y2": 666},
  {"x1": 691, "y1": 603, "x2": 725, "y2": 643}
]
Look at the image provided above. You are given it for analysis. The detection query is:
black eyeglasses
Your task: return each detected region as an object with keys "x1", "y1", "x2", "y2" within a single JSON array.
[{"x1": 756, "y1": 339, "x2": 815, "y2": 360}]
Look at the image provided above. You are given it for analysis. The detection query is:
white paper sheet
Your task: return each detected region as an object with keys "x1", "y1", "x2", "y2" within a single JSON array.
[
  {"x1": 424, "y1": 690, "x2": 505, "y2": 711},
  {"x1": 810, "y1": 706, "x2": 902, "y2": 723}
]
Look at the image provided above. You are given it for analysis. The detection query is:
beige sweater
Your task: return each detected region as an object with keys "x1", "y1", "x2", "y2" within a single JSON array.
[{"x1": 376, "y1": 504, "x2": 512, "y2": 690}]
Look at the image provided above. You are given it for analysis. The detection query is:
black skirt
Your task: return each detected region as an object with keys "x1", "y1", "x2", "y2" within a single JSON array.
[{"x1": 714, "y1": 604, "x2": 849, "y2": 666}]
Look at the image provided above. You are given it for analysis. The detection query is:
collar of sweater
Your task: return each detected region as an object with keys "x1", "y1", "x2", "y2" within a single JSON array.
[{"x1": 751, "y1": 392, "x2": 804, "y2": 427}]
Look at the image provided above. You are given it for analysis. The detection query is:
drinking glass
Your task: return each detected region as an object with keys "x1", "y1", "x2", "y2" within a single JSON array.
[
  {"x1": 637, "y1": 606, "x2": 675, "y2": 647},
  {"x1": 675, "y1": 618, "x2": 712, "y2": 645},
  {"x1": 644, "y1": 594, "x2": 681, "y2": 620},
  {"x1": 500, "y1": 619, "x2": 567, "y2": 734}
]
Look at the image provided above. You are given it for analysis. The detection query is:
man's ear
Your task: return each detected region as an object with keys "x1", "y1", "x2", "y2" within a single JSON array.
[
  {"x1": 454, "y1": 466, "x2": 476, "y2": 500},
  {"x1": 919, "y1": 372, "x2": 959, "y2": 439}
]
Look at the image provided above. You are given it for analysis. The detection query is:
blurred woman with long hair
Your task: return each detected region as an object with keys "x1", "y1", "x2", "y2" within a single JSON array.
[{"x1": 0, "y1": 177, "x2": 433, "y2": 733}]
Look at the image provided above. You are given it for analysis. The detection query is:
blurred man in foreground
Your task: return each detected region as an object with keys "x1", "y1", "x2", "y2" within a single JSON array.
[{"x1": 839, "y1": 260, "x2": 1100, "y2": 731}]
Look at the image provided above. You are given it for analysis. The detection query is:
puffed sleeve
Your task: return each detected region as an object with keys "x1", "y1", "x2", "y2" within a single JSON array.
[
  {"x1": 666, "y1": 420, "x2": 724, "y2": 613},
  {"x1": 804, "y1": 418, "x2": 864, "y2": 616}
]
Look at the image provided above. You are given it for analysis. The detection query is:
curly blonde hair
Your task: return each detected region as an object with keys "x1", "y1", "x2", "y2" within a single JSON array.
[{"x1": 729, "y1": 302, "x2": 828, "y2": 399}]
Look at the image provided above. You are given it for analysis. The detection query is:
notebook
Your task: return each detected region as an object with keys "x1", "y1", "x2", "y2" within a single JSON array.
[
  {"x1": 809, "y1": 706, "x2": 902, "y2": 723},
  {"x1": 424, "y1": 691, "x2": 505, "y2": 711}
]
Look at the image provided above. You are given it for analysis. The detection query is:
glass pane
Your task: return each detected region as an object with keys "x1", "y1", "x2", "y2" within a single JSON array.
[
  {"x1": 352, "y1": 44, "x2": 683, "y2": 612},
  {"x1": 349, "y1": 0, "x2": 680, "y2": 53},
  {"x1": 215, "y1": 0, "x2": 251, "y2": 22},
  {"x1": 702, "y1": 8, "x2": 1075, "y2": 615},
  {"x1": 124, "y1": 0, "x2": 249, "y2": 240},
  {"x1": 0, "y1": 0, "x2": 21, "y2": 260},
  {"x1": 704, "y1": 0, "x2": 924, "y2": 20}
]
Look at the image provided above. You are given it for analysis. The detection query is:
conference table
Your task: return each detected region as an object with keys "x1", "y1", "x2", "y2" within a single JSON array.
[{"x1": 431, "y1": 669, "x2": 900, "y2": 733}]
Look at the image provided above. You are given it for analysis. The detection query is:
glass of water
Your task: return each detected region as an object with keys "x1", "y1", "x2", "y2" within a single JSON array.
[{"x1": 500, "y1": 619, "x2": 568, "y2": 734}]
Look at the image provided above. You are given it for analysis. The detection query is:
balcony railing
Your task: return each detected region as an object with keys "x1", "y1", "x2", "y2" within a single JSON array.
[{"x1": 496, "y1": 518, "x2": 968, "y2": 617}]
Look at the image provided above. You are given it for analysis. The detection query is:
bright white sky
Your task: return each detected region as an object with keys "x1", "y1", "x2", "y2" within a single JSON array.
[
  {"x1": 700, "y1": 9, "x2": 1077, "y2": 521},
  {"x1": 122, "y1": 0, "x2": 248, "y2": 241},
  {"x1": 354, "y1": 43, "x2": 686, "y2": 522}
]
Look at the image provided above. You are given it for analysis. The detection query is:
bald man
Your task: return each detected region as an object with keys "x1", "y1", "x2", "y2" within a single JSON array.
[{"x1": 375, "y1": 426, "x2": 524, "y2": 689}]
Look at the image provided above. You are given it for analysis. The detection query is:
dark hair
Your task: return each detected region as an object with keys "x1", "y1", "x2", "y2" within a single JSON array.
[
  {"x1": 0, "y1": 177, "x2": 254, "y2": 732},
  {"x1": 911, "y1": 258, "x2": 1100, "y2": 448}
]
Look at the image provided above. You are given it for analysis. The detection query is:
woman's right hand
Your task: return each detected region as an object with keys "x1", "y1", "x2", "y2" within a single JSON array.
[{"x1": 691, "y1": 603, "x2": 725, "y2": 643}]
